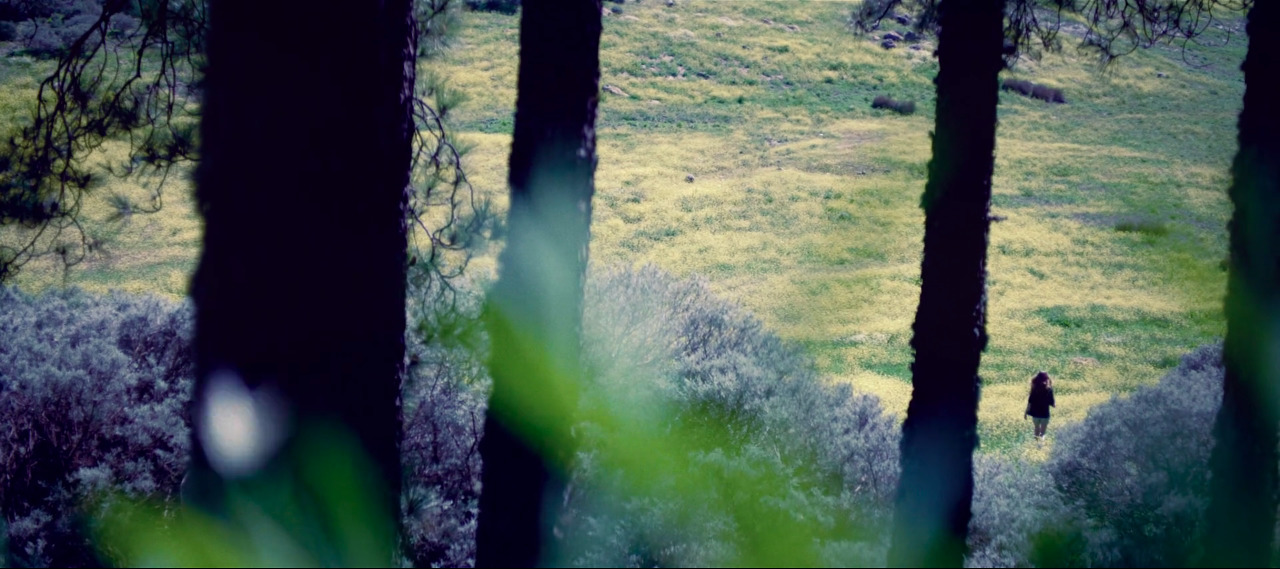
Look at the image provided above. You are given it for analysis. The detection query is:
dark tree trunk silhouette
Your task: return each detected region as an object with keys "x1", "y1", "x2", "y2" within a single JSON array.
[
  {"x1": 474, "y1": 0, "x2": 602, "y2": 566},
  {"x1": 1204, "y1": 3, "x2": 1280, "y2": 566},
  {"x1": 187, "y1": 0, "x2": 414, "y2": 560},
  {"x1": 887, "y1": 0, "x2": 1004, "y2": 566}
]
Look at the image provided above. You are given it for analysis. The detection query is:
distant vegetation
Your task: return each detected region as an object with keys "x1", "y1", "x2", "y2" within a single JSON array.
[
  {"x1": 1000, "y1": 78, "x2": 1066, "y2": 104},
  {"x1": 871, "y1": 94, "x2": 916, "y2": 114}
]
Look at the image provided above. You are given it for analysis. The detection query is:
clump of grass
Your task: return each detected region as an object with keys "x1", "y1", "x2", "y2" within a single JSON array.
[{"x1": 1114, "y1": 218, "x2": 1170, "y2": 237}]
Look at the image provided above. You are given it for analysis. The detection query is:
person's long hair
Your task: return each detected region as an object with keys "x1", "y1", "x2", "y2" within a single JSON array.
[{"x1": 1030, "y1": 371, "x2": 1052, "y2": 395}]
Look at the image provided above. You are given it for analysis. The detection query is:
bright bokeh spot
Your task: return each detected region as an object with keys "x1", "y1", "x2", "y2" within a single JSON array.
[{"x1": 198, "y1": 370, "x2": 287, "y2": 478}]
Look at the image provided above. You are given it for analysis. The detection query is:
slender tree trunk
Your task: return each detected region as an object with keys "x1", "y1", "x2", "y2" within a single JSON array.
[
  {"x1": 1204, "y1": 3, "x2": 1280, "y2": 566},
  {"x1": 474, "y1": 0, "x2": 601, "y2": 566},
  {"x1": 187, "y1": 0, "x2": 414, "y2": 562},
  {"x1": 887, "y1": 0, "x2": 1003, "y2": 566}
]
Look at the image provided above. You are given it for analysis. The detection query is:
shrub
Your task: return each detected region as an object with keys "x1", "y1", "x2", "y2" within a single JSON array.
[
  {"x1": 2, "y1": 265, "x2": 899, "y2": 568},
  {"x1": 1113, "y1": 218, "x2": 1170, "y2": 237},
  {"x1": 0, "y1": 286, "x2": 193, "y2": 567},
  {"x1": 0, "y1": 21, "x2": 16, "y2": 41},
  {"x1": 464, "y1": 0, "x2": 519, "y2": 15},
  {"x1": 871, "y1": 95, "x2": 916, "y2": 115},
  {"x1": 1047, "y1": 343, "x2": 1223, "y2": 567},
  {"x1": 10, "y1": 0, "x2": 101, "y2": 58},
  {"x1": 966, "y1": 455, "x2": 1084, "y2": 568},
  {"x1": 1001, "y1": 78, "x2": 1033, "y2": 97},
  {"x1": 1001, "y1": 78, "x2": 1067, "y2": 104},
  {"x1": 106, "y1": 14, "x2": 139, "y2": 37},
  {"x1": 564, "y1": 265, "x2": 899, "y2": 567},
  {"x1": 1030, "y1": 84, "x2": 1066, "y2": 104},
  {"x1": 400, "y1": 274, "x2": 489, "y2": 569},
  {"x1": 400, "y1": 265, "x2": 902, "y2": 567},
  {"x1": 402, "y1": 265, "x2": 900, "y2": 567},
  {"x1": 17, "y1": 23, "x2": 65, "y2": 57}
]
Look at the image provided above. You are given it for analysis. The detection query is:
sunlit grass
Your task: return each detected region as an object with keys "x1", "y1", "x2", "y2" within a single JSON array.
[{"x1": 7, "y1": 0, "x2": 1243, "y2": 455}]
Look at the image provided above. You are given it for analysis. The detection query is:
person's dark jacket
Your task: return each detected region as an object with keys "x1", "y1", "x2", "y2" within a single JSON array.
[{"x1": 1026, "y1": 387, "x2": 1055, "y2": 418}]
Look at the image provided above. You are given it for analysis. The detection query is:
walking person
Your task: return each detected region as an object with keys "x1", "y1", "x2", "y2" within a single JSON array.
[{"x1": 1025, "y1": 371, "x2": 1055, "y2": 442}]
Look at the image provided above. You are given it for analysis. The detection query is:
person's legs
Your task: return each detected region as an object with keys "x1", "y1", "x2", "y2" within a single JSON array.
[{"x1": 1033, "y1": 417, "x2": 1049, "y2": 438}]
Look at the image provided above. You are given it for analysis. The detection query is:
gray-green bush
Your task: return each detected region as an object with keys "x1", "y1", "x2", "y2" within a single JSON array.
[
  {"x1": 0, "y1": 287, "x2": 193, "y2": 567},
  {"x1": 966, "y1": 455, "x2": 1082, "y2": 568},
  {"x1": 1046, "y1": 343, "x2": 1224, "y2": 567},
  {"x1": 6, "y1": 277, "x2": 1258, "y2": 569},
  {"x1": 8, "y1": 0, "x2": 103, "y2": 58},
  {"x1": 961, "y1": 344, "x2": 1227, "y2": 568},
  {"x1": 565, "y1": 266, "x2": 899, "y2": 567},
  {"x1": 3, "y1": 266, "x2": 902, "y2": 568}
]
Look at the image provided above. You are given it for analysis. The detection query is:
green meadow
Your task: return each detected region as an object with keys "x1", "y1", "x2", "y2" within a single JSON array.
[{"x1": 5, "y1": 1, "x2": 1246, "y2": 455}]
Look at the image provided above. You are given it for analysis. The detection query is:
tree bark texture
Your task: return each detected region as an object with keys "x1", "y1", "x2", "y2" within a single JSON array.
[
  {"x1": 887, "y1": 0, "x2": 1004, "y2": 566},
  {"x1": 188, "y1": 0, "x2": 414, "y2": 561},
  {"x1": 1204, "y1": 3, "x2": 1280, "y2": 566},
  {"x1": 474, "y1": 0, "x2": 602, "y2": 567}
]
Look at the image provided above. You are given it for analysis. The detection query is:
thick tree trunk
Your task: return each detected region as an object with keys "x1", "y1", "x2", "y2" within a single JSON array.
[
  {"x1": 887, "y1": 0, "x2": 1003, "y2": 566},
  {"x1": 188, "y1": 0, "x2": 414, "y2": 562},
  {"x1": 474, "y1": 0, "x2": 601, "y2": 566},
  {"x1": 1204, "y1": 3, "x2": 1280, "y2": 566}
]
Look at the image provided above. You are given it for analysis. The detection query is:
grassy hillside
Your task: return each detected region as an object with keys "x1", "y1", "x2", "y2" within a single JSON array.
[{"x1": 5, "y1": 0, "x2": 1246, "y2": 454}]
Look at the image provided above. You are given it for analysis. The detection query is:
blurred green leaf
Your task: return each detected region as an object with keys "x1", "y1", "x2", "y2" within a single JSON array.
[{"x1": 94, "y1": 423, "x2": 394, "y2": 568}]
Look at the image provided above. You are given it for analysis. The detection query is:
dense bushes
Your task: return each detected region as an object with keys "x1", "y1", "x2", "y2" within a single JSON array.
[
  {"x1": 0, "y1": 281, "x2": 1245, "y2": 569},
  {"x1": 2, "y1": 266, "x2": 900, "y2": 567},
  {"x1": 1046, "y1": 343, "x2": 1223, "y2": 567},
  {"x1": 0, "y1": 287, "x2": 193, "y2": 567},
  {"x1": 967, "y1": 455, "x2": 1082, "y2": 568},
  {"x1": 565, "y1": 266, "x2": 900, "y2": 567},
  {"x1": 5, "y1": 274, "x2": 1240, "y2": 568},
  {"x1": 0, "y1": 0, "x2": 104, "y2": 58},
  {"x1": 463, "y1": 0, "x2": 519, "y2": 15},
  {"x1": 965, "y1": 343, "x2": 1228, "y2": 568},
  {"x1": 399, "y1": 276, "x2": 489, "y2": 569},
  {"x1": 398, "y1": 265, "x2": 901, "y2": 567}
]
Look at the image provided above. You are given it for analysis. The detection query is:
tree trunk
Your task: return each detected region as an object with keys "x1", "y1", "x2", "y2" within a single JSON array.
[
  {"x1": 187, "y1": 0, "x2": 414, "y2": 562},
  {"x1": 474, "y1": 0, "x2": 601, "y2": 566},
  {"x1": 887, "y1": 0, "x2": 1003, "y2": 566},
  {"x1": 1204, "y1": 3, "x2": 1280, "y2": 566}
]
